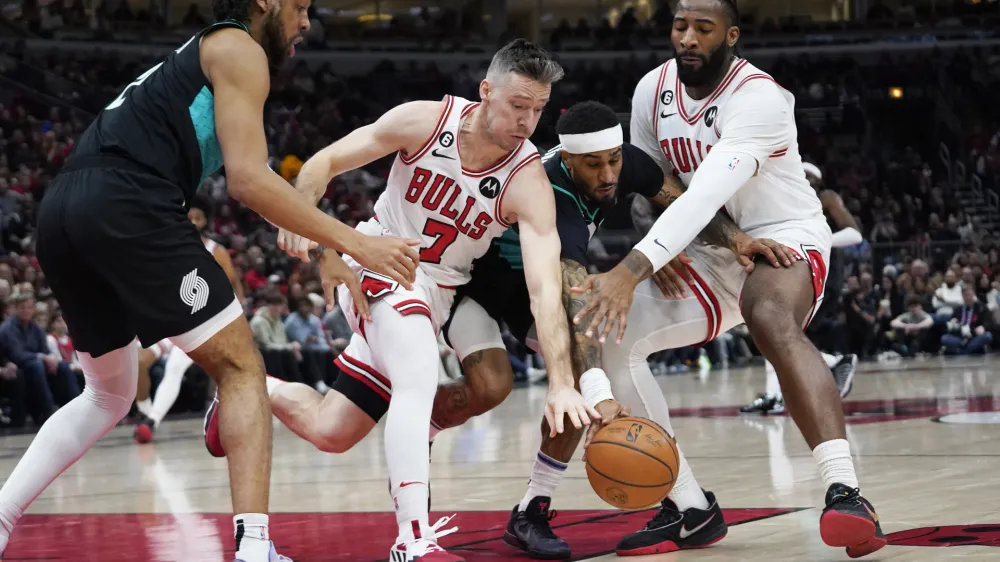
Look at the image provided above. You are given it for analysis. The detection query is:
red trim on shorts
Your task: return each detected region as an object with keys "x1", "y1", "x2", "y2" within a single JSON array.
[
  {"x1": 494, "y1": 152, "x2": 542, "y2": 227},
  {"x1": 768, "y1": 245, "x2": 827, "y2": 328},
  {"x1": 335, "y1": 353, "x2": 391, "y2": 401},
  {"x1": 393, "y1": 299, "x2": 432, "y2": 318},
  {"x1": 399, "y1": 96, "x2": 455, "y2": 165},
  {"x1": 770, "y1": 148, "x2": 788, "y2": 158},
  {"x1": 437, "y1": 284, "x2": 458, "y2": 290},
  {"x1": 684, "y1": 264, "x2": 723, "y2": 344},
  {"x1": 677, "y1": 59, "x2": 748, "y2": 125}
]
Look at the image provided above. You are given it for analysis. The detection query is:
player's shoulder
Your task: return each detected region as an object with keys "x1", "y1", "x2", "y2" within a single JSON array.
[{"x1": 728, "y1": 61, "x2": 789, "y2": 105}]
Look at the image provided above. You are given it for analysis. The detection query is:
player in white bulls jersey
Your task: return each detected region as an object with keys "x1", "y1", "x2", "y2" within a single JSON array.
[
  {"x1": 573, "y1": 1, "x2": 886, "y2": 558},
  {"x1": 205, "y1": 39, "x2": 599, "y2": 562}
]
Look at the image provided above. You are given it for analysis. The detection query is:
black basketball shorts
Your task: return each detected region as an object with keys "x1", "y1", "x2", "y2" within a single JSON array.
[{"x1": 36, "y1": 165, "x2": 240, "y2": 357}]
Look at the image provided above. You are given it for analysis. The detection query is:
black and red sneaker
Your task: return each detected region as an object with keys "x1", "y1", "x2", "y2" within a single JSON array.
[
  {"x1": 820, "y1": 484, "x2": 886, "y2": 558},
  {"x1": 502, "y1": 496, "x2": 570, "y2": 560},
  {"x1": 203, "y1": 398, "x2": 225, "y2": 458},
  {"x1": 616, "y1": 491, "x2": 727, "y2": 556}
]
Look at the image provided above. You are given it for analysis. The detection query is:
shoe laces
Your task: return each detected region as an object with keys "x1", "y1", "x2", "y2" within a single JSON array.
[
  {"x1": 645, "y1": 503, "x2": 682, "y2": 530},
  {"x1": 428, "y1": 514, "x2": 459, "y2": 541},
  {"x1": 526, "y1": 507, "x2": 560, "y2": 539}
]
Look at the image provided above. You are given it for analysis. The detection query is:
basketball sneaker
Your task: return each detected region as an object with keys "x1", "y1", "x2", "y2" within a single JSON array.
[
  {"x1": 133, "y1": 413, "x2": 155, "y2": 444},
  {"x1": 389, "y1": 515, "x2": 463, "y2": 561},
  {"x1": 739, "y1": 394, "x2": 784, "y2": 414},
  {"x1": 616, "y1": 491, "x2": 727, "y2": 556},
  {"x1": 234, "y1": 540, "x2": 292, "y2": 562},
  {"x1": 819, "y1": 483, "x2": 886, "y2": 558},
  {"x1": 203, "y1": 397, "x2": 225, "y2": 458},
  {"x1": 832, "y1": 354, "x2": 858, "y2": 398},
  {"x1": 502, "y1": 496, "x2": 570, "y2": 560}
]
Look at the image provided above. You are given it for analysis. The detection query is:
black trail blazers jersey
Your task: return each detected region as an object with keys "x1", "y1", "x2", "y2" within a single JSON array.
[{"x1": 68, "y1": 19, "x2": 249, "y2": 203}]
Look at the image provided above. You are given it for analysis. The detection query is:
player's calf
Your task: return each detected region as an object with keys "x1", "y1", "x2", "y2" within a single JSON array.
[{"x1": 429, "y1": 348, "x2": 514, "y2": 436}]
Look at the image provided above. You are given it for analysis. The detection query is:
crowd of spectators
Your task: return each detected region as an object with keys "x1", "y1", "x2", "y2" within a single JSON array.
[{"x1": 4, "y1": 9, "x2": 1000, "y2": 425}]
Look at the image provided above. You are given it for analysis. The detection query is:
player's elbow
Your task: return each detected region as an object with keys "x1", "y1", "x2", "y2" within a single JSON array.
[{"x1": 223, "y1": 163, "x2": 267, "y2": 202}]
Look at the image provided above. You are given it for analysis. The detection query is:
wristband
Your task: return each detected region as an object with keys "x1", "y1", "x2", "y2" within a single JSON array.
[
  {"x1": 309, "y1": 244, "x2": 328, "y2": 262},
  {"x1": 580, "y1": 368, "x2": 614, "y2": 408}
]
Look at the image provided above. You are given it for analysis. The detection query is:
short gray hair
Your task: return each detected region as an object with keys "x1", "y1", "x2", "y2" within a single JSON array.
[{"x1": 486, "y1": 38, "x2": 564, "y2": 86}]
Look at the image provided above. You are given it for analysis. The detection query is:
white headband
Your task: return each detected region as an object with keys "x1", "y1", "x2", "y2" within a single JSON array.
[
  {"x1": 558, "y1": 124, "x2": 623, "y2": 155},
  {"x1": 802, "y1": 162, "x2": 822, "y2": 181}
]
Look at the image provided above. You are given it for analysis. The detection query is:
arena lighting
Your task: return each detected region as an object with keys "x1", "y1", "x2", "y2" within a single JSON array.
[{"x1": 889, "y1": 87, "x2": 904, "y2": 99}]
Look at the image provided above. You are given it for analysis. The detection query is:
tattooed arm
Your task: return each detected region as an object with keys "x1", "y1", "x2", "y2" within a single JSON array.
[
  {"x1": 561, "y1": 259, "x2": 603, "y2": 378},
  {"x1": 648, "y1": 175, "x2": 748, "y2": 252}
]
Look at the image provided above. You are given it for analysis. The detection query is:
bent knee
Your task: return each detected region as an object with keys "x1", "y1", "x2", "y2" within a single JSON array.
[
  {"x1": 743, "y1": 297, "x2": 798, "y2": 334},
  {"x1": 312, "y1": 422, "x2": 368, "y2": 453},
  {"x1": 465, "y1": 354, "x2": 514, "y2": 412}
]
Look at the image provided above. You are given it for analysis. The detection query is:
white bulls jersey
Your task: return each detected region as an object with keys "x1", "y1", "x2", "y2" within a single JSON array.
[
  {"x1": 373, "y1": 95, "x2": 541, "y2": 287},
  {"x1": 631, "y1": 58, "x2": 826, "y2": 237}
]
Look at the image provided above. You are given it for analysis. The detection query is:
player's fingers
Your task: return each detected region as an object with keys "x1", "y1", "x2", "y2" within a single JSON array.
[
  {"x1": 598, "y1": 307, "x2": 617, "y2": 343},
  {"x1": 677, "y1": 251, "x2": 694, "y2": 264},
  {"x1": 395, "y1": 253, "x2": 418, "y2": 284},
  {"x1": 673, "y1": 260, "x2": 694, "y2": 283},
  {"x1": 544, "y1": 405, "x2": 557, "y2": 438},
  {"x1": 652, "y1": 272, "x2": 674, "y2": 300},
  {"x1": 554, "y1": 405, "x2": 566, "y2": 435},
  {"x1": 385, "y1": 261, "x2": 414, "y2": 291},
  {"x1": 615, "y1": 308, "x2": 629, "y2": 345},
  {"x1": 400, "y1": 242, "x2": 421, "y2": 268},
  {"x1": 666, "y1": 267, "x2": 688, "y2": 298},
  {"x1": 771, "y1": 242, "x2": 795, "y2": 267},
  {"x1": 566, "y1": 407, "x2": 583, "y2": 430},
  {"x1": 755, "y1": 242, "x2": 781, "y2": 268},
  {"x1": 620, "y1": 403, "x2": 632, "y2": 417},
  {"x1": 584, "y1": 301, "x2": 608, "y2": 338},
  {"x1": 347, "y1": 277, "x2": 371, "y2": 321},
  {"x1": 583, "y1": 423, "x2": 600, "y2": 450},
  {"x1": 571, "y1": 276, "x2": 597, "y2": 296},
  {"x1": 276, "y1": 230, "x2": 287, "y2": 251}
]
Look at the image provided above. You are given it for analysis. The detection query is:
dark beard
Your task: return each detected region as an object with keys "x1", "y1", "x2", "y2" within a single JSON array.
[
  {"x1": 675, "y1": 43, "x2": 732, "y2": 88},
  {"x1": 261, "y1": 9, "x2": 289, "y2": 73}
]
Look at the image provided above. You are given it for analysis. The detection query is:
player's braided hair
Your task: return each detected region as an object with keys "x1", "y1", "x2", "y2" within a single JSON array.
[
  {"x1": 556, "y1": 101, "x2": 619, "y2": 136},
  {"x1": 211, "y1": 0, "x2": 252, "y2": 24},
  {"x1": 486, "y1": 38, "x2": 565, "y2": 85}
]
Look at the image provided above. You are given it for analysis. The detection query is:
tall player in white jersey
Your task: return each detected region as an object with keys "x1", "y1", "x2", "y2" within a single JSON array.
[
  {"x1": 573, "y1": 1, "x2": 886, "y2": 558},
  {"x1": 239, "y1": 39, "x2": 598, "y2": 562}
]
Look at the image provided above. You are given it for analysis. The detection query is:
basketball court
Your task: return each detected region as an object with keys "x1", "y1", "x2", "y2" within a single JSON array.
[{"x1": 2, "y1": 356, "x2": 999, "y2": 561}]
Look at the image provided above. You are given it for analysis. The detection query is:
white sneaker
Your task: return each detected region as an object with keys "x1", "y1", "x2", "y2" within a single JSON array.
[
  {"x1": 389, "y1": 515, "x2": 463, "y2": 561},
  {"x1": 234, "y1": 541, "x2": 292, "y2": 562}
]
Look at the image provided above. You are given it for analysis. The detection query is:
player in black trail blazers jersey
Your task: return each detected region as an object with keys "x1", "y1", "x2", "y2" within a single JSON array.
[{"x1": 0, "y1": 2, "x2": 419, "y2": 561}]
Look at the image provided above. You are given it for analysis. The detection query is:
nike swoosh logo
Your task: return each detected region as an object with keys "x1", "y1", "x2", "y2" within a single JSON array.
[
  {"x1": 660, "y1": 112, "x2": 677, "y2": 119},
  {"x1": 678, "y1": 513, "x2": 716, "y2": 539},
  {"x1": 654, "y1": 239, "x2": 670, "y2": 253},
  {"x1": 431, "y1": 148, "x2": 454, "y2": 160},
  {"x1": 398, "y1": 481, "x2": 423, "y2": 488}
]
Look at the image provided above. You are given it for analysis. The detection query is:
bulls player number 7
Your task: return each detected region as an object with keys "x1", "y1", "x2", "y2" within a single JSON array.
[{"x1": 420, "y1": 219, "x2": 459, "y2": 264}]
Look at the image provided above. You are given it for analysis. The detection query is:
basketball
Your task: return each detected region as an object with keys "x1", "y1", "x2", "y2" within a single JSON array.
[{"x1": 585, "y1": 416, "x2": 679, "y2": 510}]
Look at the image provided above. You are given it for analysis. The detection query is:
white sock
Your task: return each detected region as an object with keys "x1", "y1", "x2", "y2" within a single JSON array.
[
  {"x1": 265, "y1": 374, "x2": 285, "y2": 396},
  {"x1": 666, "y1": 449, "x2": 709, "y2": 511},
  {"x1": 812, "y1": 439, "x2": 859, "y2": 489},
  {"x1": 0, "y1": 345, "x2": 137, "y2": 553},
  {"x1": 148, "y1": 346, "x2": 193, "y2": 426},
  {"x1": 233, "y1": 513, "x2": 270, "y2": 558},
  {"x1": 821, "y1": 352, "x2": 840, "y2": 369},
  {"x1": 764, "y1": 360, "x2": 782, "y2": 399},
  {"x1": 136, "y1": 398, "x2": 153, "y2": 418},
  {"x1": 518, "y1": 451, "x2": 567, "y2": 511}
]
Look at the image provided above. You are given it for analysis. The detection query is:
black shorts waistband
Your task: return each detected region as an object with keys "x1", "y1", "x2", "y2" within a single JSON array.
[{"x1": 60, "y1": 153, "x2": 165, "y2": 179}]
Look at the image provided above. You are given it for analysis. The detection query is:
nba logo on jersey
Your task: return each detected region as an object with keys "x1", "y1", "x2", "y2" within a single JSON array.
[{"x1": 728, "y1": 157, "x2": 740, "y2": 170}]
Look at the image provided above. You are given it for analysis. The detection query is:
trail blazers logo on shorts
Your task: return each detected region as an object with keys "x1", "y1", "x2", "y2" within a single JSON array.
[{"x1": 180, "y1": 269, "x2": 210, "y2": 314}]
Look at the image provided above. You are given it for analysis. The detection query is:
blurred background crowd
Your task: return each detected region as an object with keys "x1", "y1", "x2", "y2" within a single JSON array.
[{"x1": 1, "y1": 0, "x2": 1000, "y2": 428}]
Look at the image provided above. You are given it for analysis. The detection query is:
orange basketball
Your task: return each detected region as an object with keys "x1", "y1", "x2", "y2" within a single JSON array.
[{"x1": 585, "y1": 416, "x2": 679, "y2": 510}]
